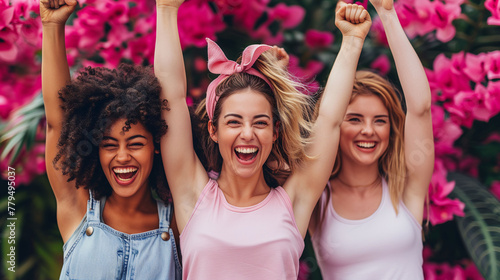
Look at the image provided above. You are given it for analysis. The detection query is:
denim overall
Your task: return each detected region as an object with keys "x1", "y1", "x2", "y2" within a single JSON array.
[{"x1": 60, "y1": 193, "x2": 181, "y2": 280}]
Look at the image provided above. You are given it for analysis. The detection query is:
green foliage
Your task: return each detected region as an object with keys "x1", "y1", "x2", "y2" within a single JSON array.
[
  {"x1": 0, "y1": 176, "x2": 63, "y2": 280},
  {"x1": 0, "y1": 94, "x2": 45, "y2": 164},
  {"x1": 449, "y1": 172, "x2": 500, "y2": 280}
]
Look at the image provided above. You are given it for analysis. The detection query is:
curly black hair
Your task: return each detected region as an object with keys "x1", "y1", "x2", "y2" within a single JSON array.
[{"x1": 54, "y1": 63, "x2": 170, "y2": 202}]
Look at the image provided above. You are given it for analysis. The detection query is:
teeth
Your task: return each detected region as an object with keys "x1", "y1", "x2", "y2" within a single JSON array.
[
  {"x1": 235, "y1": 147, "x2": 258, "y2": 154},
  {"x1": 117, "y1": 177, "x2": 134, "y2": 182},
  {"x1": 113, "y1": 167, "x2": 138, "y2": 174},
  {"x1": 357, "y1": 142, "x2": 376, "y2": 148}
]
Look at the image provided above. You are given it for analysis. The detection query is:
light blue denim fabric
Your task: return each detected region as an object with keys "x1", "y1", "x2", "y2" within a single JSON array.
[{"x1": 60, "y1": 193, "x2": 181, "y2": 280}]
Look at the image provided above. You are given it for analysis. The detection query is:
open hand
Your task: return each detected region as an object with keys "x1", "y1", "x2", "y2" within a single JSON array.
[
  {"x1": 335, "y1": 1, "x2": 372, "y2": 39},
  {"x1": 270, "y1": 46, "x2": 290, "y2": 70},
  {"x1": 40, "y1": 0, "x2": 77, "y2": 26},
  {"x1": 156, "y1": 0, "x2": 185, "y2": 9}
]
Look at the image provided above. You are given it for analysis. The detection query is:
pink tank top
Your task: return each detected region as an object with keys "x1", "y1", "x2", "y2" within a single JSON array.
[
  {"x1": 180, "y1": 179, "x2": 304, "y2": 280},
  {"x1": 311, "y1": 179, "x2": 423, "y2": 280}
]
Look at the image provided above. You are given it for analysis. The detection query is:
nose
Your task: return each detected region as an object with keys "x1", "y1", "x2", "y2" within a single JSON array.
[
  {"x1": 361, "y1": 123, "x2": 374, "y2": 136},
  {"x1": 240, "y1": 124, "x2": 254, "y2": 141},
  {"x1": 115, "y1": 146, "x2": 131, "y2": 163}
]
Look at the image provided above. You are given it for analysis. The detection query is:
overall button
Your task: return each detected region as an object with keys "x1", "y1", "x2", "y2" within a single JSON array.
[
  {"x1": 86, "y1": 226, "x2": 94, "y2": 236},
  {"x1": 161, "y1": 232, "x2": 170, "y2": 241}
]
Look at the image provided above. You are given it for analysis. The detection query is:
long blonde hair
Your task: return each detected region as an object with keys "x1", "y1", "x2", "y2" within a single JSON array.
[
  {"x1": 195, "y1": 49, "x2": 314, "y2": 187},
  {"x1": 331, "y1": 70, "x2": 407, "y2": 212}
]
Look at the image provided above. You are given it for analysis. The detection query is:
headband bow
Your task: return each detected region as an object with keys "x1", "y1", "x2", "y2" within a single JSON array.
[{"x1": 205, "y1": 38, "x2": 273, "y2": 120}]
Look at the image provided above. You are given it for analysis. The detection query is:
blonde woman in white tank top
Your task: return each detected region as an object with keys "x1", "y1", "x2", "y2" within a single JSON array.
[{"x1": 309, "y1": 0, "x2": 434, "y2": 279}]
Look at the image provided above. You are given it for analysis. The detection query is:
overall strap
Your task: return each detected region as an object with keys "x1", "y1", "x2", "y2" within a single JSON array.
[
  {"x1": 86, "y1": 190, "x2": 101, "y2": 222},
  {"x1": 158, "y1": 201, "x2": 172, "y2": 230}
]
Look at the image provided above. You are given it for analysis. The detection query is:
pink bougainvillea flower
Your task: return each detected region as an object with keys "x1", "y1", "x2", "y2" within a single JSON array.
[
  {"x1": 305, "y1": 29, "x2": 334, "y2": 49},
  {"x1": 370, "y1": 17, "x2": 388, "y2": 46},
  {"x1": 430, "y1": 1, "x2": 461, "y2": 42},
  {"x1": 19, "y1": 17, "x2": 42, "y2": 48},
  {"x1": 431, "y1": 54, "x2": 472, "y2": 101},
  {"x1": 485, "y1": 0, "x2": 500, "y2": 25},
  {"x1": 0, "y1": 143, "x2": 46, "y2": 186},
  {"x1": 97, "y1": 0, "x2": 129, "y2": 25},
  {"x1": 178, "y1": 0, "x2": 225, "y2": 49},
  {"x1": 485, "y1": 50, "x2": 500, "y2": 80},
  {"x1": 370, "y1": 54, "x2": 391, "y2": 76},
  {"x1": 0, "y1": 27, "x2": 19, "y2": 62},
  {"x1": 424, "y1": 260, "x2": 483, "y2": 280},
  {"x1": 270, "y1": 3, "x2": 305, "y2": 28},
  {"x1": 194, "y1": 56, "x2": 207, "y2": 72},
  {"x1": 220, "y1": 0, "x2": 267, "y2": 32},
  {"x1": 0, "y1": 5, "x2": 14, "y2": 29},
  {"x1": 490, "y1": 181, "x2": 500, "y2": 200},
  {"x1": 463, "y1": 52, "x2": 487, "y2": 83},
  {"x1": 485, "y1": 81, "x2": 500, "y2": 117},
  {"x1": 97, "y1": 43, "x2": 124, "y2": 69},
  {"x1": 484, "y1": 132, "x2": 500, "y2": 144},
  {"x1": 105, "y1": 24, "x2": 133, "y2": 50},
  {"x1": 288, "y1": 55, "x2": 323, "y2": 94},
  {"x1": 297, "y1": 260, "x2": 310, "y2": 280},
  {"x1": 426, "y1": 159, "x2": 465, "y2": 225},
  {"x1": 0, "y1": 94, "x2": 11, "y2": 119},
  {"x1": 396, "y1": 0, "x2": 435, "y2": 38},
  {"x1": 431, "y1": 105, "x2": 463, "y2": 148}
]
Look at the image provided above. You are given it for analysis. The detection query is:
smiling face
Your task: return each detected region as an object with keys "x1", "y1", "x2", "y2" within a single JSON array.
[
  {"x1": 99, "y1": 119, "x2": 155, "y2": 198},
  {"x1": 339, "y1": 94, "x2": 390, "y2": 168},
  {"x1": 209, "y1": 88, "x2": 277, "y2": 179}
]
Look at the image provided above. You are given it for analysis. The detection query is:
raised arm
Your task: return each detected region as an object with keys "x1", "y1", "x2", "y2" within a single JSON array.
[
  {"x1": 41, "y1": 0, "x2": 87, "y2": 241},
  {"x1": 154, "y1": 0, "x2": 208, "y2": 231},
  {"x1": 285, "y1": 2, "x2": 372, "y2": 237},
  {"x1": 370, "y1": 0, "x2": 434, "y2": 222}
]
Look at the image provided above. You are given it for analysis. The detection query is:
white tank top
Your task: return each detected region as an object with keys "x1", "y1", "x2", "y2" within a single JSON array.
[{"x1": 311, "y1": 179, "x2": 423, "y2": 280}]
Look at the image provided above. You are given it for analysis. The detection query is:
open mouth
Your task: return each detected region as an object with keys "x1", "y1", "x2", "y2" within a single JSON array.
[
  {"x1": 235, "y1": 147, "x2": 258, "y2": 161},
  {"x1": 356, "y1": 142, "x2": 376, "y2": 149},
  {"x1": 113, "y1": 167, "x2": 138, "y2": 183}
]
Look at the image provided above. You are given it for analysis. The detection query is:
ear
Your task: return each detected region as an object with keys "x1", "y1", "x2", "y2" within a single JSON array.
[
  {"x1": 273, "y1": 121, "x2": 280, "y2": 142},
  {"x1": 208, "y1": 120, "x2": 218, "y2": 143}
]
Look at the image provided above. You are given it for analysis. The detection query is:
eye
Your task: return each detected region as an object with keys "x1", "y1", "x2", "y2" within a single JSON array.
[
  {"x1": 129, "y1": 142, "x2": 145, "y2": 149},
  {"x1": 227, "y1": 120, "x2": 240, "y2": 126},
  {"x1": 375, "y1": 119, "x2": 387, "y2": 124},
  {"x1": 347, "y1": 117, "x2": 361, "y2": 122},
  {"x1": 254, "y1": 121, "x2": 269, "y2": 127},
  {"x1": 101, "y1": 142, "x2": 116, "y2": 149}
]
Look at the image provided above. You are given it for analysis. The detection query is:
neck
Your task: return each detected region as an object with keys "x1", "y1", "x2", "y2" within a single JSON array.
[
  {"x1": 217, "y1": 165, "x2": 270, "y2": 201},
  {"x1": 107, "y1": 187, "x2": 156, "y2": 214},
  {"x1": 335, "y1": 160, "x2": 381, "y2": 189}
]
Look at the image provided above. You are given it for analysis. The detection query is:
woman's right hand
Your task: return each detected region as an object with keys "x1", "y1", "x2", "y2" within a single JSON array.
[
  {"x1": 335, "y1": 1, "x2": 372, "y2": 40},
  {"x1": 40, "y1": 0, "x2": 77, "y2": 26}
]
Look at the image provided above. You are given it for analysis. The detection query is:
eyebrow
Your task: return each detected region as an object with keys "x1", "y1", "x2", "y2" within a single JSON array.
[
  {"x1": 102, "y1": 135, "x2": 148, "y2": 141},
  {"x1": 223, "y1": 113, "x2": 271, "y2": 119},
  {"x1": 345, "y1": 113, "x2": 389, "y2": 118}
]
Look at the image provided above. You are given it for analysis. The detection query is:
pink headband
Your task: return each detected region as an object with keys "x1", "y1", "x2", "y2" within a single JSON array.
[{"x1": 205, "y1": 38, "x2": 273, "y2": 120}]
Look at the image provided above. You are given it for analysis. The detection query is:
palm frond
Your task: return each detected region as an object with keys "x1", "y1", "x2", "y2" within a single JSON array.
[
  {"x1": 0, "y1": 93, "x2": 45, "y2": 164},
  {"x1": 448, "y1": 172, "x2": 500, "y2": 280}
]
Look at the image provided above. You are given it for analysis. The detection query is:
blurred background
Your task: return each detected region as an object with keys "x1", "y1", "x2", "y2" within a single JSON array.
[{"x1": 1, "y1": 0, "x2": 499, "y2": 279}]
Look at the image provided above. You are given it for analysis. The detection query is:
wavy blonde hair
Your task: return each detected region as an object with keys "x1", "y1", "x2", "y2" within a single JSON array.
[
  {"x1": 195, "y1": 49, "x2": 314, "y2": 187},
  {"x1": 331, "y1": 70, "x2": 407, "y2": 212}
]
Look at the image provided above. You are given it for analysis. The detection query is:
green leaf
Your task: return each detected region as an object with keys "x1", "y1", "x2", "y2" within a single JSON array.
[
  {"x1": 448, "y1": 172, "x2": 500, "y2": 280},
  {"x1": 0, "y1": 93, "x2": 45, "y2": 163}
]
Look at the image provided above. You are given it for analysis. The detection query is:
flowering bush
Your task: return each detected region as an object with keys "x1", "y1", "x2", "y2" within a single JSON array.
[{"x1": 1, "y1": 0, "x2": 499, "y2": 279}]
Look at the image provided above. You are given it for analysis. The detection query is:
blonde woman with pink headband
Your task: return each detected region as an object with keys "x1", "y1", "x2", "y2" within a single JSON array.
[{"x1": 155, "y1": 1, "x2": 371, "y2": 278}]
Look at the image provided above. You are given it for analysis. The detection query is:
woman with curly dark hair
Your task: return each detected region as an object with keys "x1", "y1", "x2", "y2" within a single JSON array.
[{"x1": 41, "y1": 1, "x2": 181, "y2": 279}]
